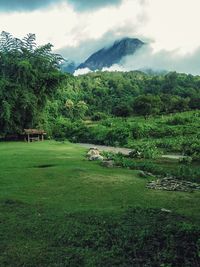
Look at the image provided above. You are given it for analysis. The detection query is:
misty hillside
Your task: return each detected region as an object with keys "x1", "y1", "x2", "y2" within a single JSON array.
[
  {"x1": 61, "y1": 60, "x2": 76, "y2": 73},
  {"x1": 77, "y1": 37, "x2": 144, "y2": 71}
]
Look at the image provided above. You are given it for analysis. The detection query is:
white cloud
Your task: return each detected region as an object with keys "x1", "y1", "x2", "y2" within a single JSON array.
[
  {"x1": 141, "y1": 0, "x2": 200, "y2": 53},
  {"x1": 102, "y1": 64, "x2": 125, "y2": 72},
  {"x1": 0, "y1": 2, "x2": 77, "y2": 49},
  {"x1": 74, "y1": 68, "x2": 92, "y2": 76}
]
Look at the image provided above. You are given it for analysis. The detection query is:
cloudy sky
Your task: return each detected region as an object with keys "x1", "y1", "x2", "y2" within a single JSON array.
[{"x1": 0, "y1": 0, "x2": 200, "y2": 74}]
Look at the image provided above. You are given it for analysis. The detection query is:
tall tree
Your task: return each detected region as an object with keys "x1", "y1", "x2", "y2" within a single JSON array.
[{"x1": 0, "y1": 32, "x2": 64, "y2": 135}]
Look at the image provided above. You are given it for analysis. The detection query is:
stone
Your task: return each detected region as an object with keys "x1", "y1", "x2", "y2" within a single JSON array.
[
  {"x1": 161, "y1": 208, "x2": 172, "y2": 213},
  {"x1": 146, "y1": 172, "x2": 155, "y2": 177},
  {"x1": 146, "y1": 177, "x2": 200, "y2": 192},
  {"x1": 89, "y1": 155, "x2": 104, "y2": 161},
  {"x1": 87, "y1": 148, "x2": 100, "y2": 157},
  {"x1": 86, "y1": 148, "x2": 104, "y2": 161}
]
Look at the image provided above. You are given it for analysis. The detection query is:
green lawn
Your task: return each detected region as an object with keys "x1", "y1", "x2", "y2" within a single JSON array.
[{"x1": 0, "y1": 141, "x2": 199, "y2": 266}]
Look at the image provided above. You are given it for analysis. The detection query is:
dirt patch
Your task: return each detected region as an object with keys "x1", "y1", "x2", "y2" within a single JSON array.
[{"x1": 78, "y1": 143, "x2": 132, "y2": 155}]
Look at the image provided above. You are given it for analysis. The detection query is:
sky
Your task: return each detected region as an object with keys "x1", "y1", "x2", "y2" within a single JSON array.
[{"x1": 0, "y1": 0, "x2": 200, "y2": 74}]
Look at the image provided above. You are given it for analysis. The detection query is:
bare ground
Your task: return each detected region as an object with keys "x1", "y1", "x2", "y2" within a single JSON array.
[{"x1": 77, "y1": 143, "x2": 185, "y2": 159}]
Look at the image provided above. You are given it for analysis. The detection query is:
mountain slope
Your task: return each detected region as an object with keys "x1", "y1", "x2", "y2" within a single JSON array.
[{"x1": 77, "y1": 37, "x2": 144, "y2": 71}]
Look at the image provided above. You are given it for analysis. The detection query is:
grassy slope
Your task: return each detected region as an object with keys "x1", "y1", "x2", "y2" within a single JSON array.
[{"x1": 0, "y1": 141, "x2": 199, "y2": 266}]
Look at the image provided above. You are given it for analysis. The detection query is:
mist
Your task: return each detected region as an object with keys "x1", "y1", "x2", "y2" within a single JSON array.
[
  {"x1": 80, "y1": 45, "x2": 198, "y2": 76},
  {"x1": 119, "y1": 45, "x2": 200, "y2": 75}
]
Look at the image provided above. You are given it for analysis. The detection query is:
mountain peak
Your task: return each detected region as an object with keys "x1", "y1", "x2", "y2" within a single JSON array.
[{"x1": 77, "y1": 37, "x2": 144, "y2": 71}]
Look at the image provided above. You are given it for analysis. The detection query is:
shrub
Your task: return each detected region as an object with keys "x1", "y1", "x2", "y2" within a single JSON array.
[
  {"x1": 90, "y1": 125, "x2": 109, "y2": 145},
  {"x1": 148, "y1": 126, "x2": 180, "y2": 138},
  {"x1": 167, "y1": 115, "x2": 192, "y2": 125},
  {"x1": 179, "y1": 156, "x2": 193, "y2": 164},
  {"x1": 105, "y1": 126, "x2": 130, "y2": 146},
  {"x1": 131, "y1": 123, "x2": 148, "y2": 139},
  {"x1": 52, "y1": 117, "x2": 73, "y2": 140},
  {"x1": 91, "y1": 112, "x2": 108, "y2": 121},
  {"x1": 112, "y1": 103, "x2": 132, "y2": 117},
  {"x1": 129, "y1": 143, "x2": 161, "y2": 159},
  {"x1": 155, "y1": 137, "x2": 184, "y2": 152},
  {"x1": 182, "y1": 139, "x2": 200, "y2": 161},
  {"x1": 69, "y1": 121, "x2": 93, "y2": 143}
]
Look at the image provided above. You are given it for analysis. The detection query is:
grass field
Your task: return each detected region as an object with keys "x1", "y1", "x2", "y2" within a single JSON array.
[{"x1": 0, "y1": 141, "x2": 199, "y2": 266}]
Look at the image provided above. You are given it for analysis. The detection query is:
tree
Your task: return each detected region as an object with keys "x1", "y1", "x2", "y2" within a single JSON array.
[
  {"x1": 133, "y1": 95, "x2": 161, "y2": 118},
  {"x1": 112, "y1": 102, "x2": 132, "y2": 117},
  {"x1": 74, "y1": 101, "x2": 88, "y2": 119},
  {"x1": 0, "y1": 32, "x2": 64, "y2": 135},
  {"x1": 65, "y1": 99, "x2": 74, "y2": 119}
]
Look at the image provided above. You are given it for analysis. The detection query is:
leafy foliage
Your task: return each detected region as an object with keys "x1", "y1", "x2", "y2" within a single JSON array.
[
  {"x1": 57, "y1": 71, "x2": 200, "y2": 119},
  {"x1": 129, "y1": 143, "x2": 161, "y2": 159},
  {"x1": 0, "y1": 32, "x2": 63, "y2": 135}
]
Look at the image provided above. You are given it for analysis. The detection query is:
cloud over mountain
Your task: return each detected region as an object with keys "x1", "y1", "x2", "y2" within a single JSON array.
[{"x1": 102, "y1": 45, "x2": 200, "y2": 75}]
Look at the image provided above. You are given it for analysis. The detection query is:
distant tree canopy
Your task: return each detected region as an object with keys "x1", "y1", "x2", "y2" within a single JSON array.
[
  {"x1": 133, "y1": 95, "x2": 161, "y2": 118},
  {"x1": 51, "y1": 70, "x2": 200, "y2": 123},
  {"x1": 0, "y1": 31, "x2": 64, "y2": 135}
]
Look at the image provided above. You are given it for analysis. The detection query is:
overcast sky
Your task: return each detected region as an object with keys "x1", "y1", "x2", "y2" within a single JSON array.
[{"x1": 0, "y1": 0, "x2": 200, "y2": 73}]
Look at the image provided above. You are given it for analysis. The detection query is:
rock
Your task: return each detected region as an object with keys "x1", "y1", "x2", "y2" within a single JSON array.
[
  {"x1": 138, "y1": 170, "x2": 155, "y2": 178},
  {"x1": 146, "y1": 177, "x2": 200, "y2": 192},
  {"x1": 86, "y1": 148, "x2": 104, "y2": 161},
  {"x1": 161, "y1": 208, "x2": 172, "y2": 213},
  {"x1": 87, "y1": 148, "x2": 100, "y2": 157},
  {"x1": 101, "y1": 160, "x2": 114, "y2": 168},
  {"x1": 146, "y1": 172, "x2": 155, "y2": 177},
  {"x1": 89, "y1": 147, "x2": 98, "y2": 150},
  {"x1": 89, "y1": 155, "x2": 104, "y2": 161}
]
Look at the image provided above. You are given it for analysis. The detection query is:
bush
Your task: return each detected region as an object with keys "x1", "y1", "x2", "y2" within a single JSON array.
[
  {"x1": 167, "y1": 115, "x2": 193, "y2": 125},
  {"x1": 105, "y1": 126, "x2": 130, "y2": 146},
  {"x1": 131, "y1": 123, "x2": 148, "y2": 139},
  {"x1": 91, "y1": 112, "x2": 108, "y2": 121},
  {"x1": 69, "y1": 121, "x2": 93, "y2": 143},
  {"x1": 179, "y1": 156, "x2": 193, "y2": 164},
  {"x1": 52, "y1": 118, "x2": 93, "y2": 143},
  {"x1": 155, "y1": 137, "x2": 184, "y2": 152},
  {"x1": 52, "y1": 117, "x2": 73, "y2": 140},
  {"x1": 90, "y1": 125, "x2": 109, "y2": 145},
  {"x1": 148, "y1": 126, "x2": 180, "y2": 138},
  {"x1": 129, "y1": 143, "x2": 161, "y2": 159},
  {"x1": 101, "y1": 118, "x2": 116, "y2": 127},
  {"x1": 182, "y1": 139, "x2": 200, "y2": 161},
  {"x1": 112, "y1": 103, "x2": 132, "y2": 117}
]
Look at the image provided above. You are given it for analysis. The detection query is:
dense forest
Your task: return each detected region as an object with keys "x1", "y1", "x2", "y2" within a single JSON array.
[{"x1": 47, "y1": 70, "x2": 200, "y2": 122}]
